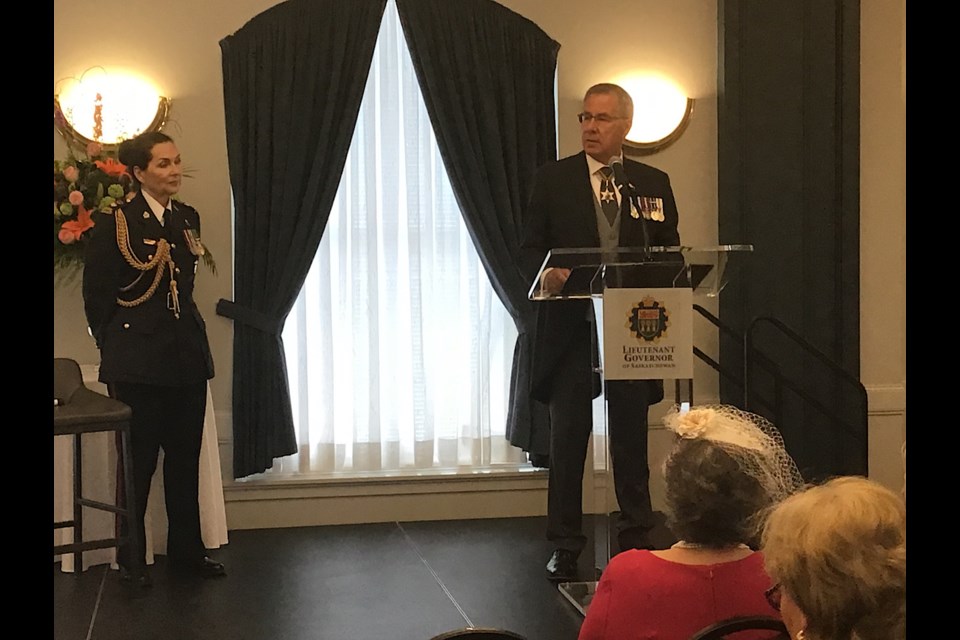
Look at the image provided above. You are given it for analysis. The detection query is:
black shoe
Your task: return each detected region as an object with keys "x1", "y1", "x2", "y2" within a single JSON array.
[
  {"x1": 118, "y1": 564, "x2": 153, "y2": 588},
  {"x1": 169, "y1": 556, "x2": 227, "y2": 579},
  {"x1": 545, "y1": 549, "x2": 579, "y2": 582}
]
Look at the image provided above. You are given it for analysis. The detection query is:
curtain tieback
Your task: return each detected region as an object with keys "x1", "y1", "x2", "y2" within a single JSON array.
[{"x1": 216, "y1": 299, "x2": 283, "y2": 335}]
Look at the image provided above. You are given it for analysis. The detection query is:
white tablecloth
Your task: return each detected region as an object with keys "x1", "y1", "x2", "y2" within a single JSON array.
[{"x1": 53, "y1": 365, "x2": 229, "y2": 572}]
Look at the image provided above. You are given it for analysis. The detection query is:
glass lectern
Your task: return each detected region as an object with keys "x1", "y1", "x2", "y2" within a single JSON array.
[{"x1": 528, "y1": 245, "x2": 753, "y2": 615}]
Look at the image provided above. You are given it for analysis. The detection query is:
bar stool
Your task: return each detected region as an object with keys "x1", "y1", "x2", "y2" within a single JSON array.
[{"x1": 53, "y1": 358, "x2": 141, "y2": 572}]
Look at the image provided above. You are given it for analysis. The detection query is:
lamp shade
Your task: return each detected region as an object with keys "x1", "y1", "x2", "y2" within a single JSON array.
[
  {"x1": 54, "y1": 70, "x2": 170, "y2": 148},
  {"x1": 618, "y1": 76, "x2": 694, "y2": 156}
]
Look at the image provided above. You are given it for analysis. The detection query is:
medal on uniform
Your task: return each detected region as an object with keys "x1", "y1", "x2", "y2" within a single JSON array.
[
  {"x1": 638, "y1": 196, "x2": 665, "y2": 222},
  {"x1": 183, "y1": 228, "x2": 205, "y2": 256},
  {"x1": 649, "y1": 197, "x2": 665, "y2": 221}
]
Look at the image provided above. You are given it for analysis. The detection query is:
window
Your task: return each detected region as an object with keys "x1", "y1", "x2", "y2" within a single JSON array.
[{"x1": 269, "y1": 0, "x2": 525, "y2": 478}]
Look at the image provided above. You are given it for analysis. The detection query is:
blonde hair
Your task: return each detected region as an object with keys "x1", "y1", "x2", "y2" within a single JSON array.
[{"x1": 761, "y1": 476, "x2": 906, "y2": 640}]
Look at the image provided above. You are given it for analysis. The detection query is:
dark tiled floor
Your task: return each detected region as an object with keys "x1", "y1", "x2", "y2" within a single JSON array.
[{"x1": 53, "y1": 515, "x2": 676, "y2": 640}]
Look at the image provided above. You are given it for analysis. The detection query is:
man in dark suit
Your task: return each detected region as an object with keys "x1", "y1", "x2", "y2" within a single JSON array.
[
  {"x1": 83, "y1": 132, "x2": 224, "y2": 586},
  {"x1": 520, "y1": 83, "x2": 681, "y2": 581}
]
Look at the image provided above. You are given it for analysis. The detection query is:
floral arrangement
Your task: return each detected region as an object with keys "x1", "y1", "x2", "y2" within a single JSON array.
[
  {"x1": 54, "y1": 141, "x2": 216, "y2": 284},
  {"x1": 54, "y1": 141, "x2": 133, "y2": 280}
]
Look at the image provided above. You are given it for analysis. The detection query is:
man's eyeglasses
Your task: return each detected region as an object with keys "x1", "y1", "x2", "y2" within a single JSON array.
[
  {"x1": 765, "y1": 583, "x2": 782, "y2": 611},
  {"x1": 577, "y1": 112, "x2": 624, "y2": 124}
]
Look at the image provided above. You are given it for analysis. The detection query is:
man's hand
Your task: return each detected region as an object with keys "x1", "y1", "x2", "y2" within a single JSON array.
[{"x1": 542, "y1": 268, "x2": 571, "y2": 295}]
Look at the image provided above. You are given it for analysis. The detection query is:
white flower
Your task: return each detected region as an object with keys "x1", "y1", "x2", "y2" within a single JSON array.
[{"x1": 673, "y1": 407, "x2": 717, "y2": 439}]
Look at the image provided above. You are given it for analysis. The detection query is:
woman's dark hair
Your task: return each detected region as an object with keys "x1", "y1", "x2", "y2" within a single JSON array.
[
  {"x1": 117, "y1": 132, "x2": 175, "y2": 187},
  {"x1": 662, "y1": 438, "x2": 771, "y2": 547}
]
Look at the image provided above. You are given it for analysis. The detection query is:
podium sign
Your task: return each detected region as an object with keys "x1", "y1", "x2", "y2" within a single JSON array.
[{"x1": 600, "y1": 287, "x2": 694, "y2": 380}]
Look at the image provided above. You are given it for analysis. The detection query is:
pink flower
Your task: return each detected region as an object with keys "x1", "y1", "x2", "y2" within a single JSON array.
[
  {"x1": 86, "y1": 142, "x2": 103, "y2": 157},
  {"x1": 68, "y1": 190, "x2": 84, "y2": 206},
  {"x1": 59, "y1": 204, "x2": 95, "y2": 244},
  {"x1": 62, "y1": 165, "x2": 79, "y2": 183},
  {"x1": 58, "y1": 228, "x2": 77, "y2": 245}
]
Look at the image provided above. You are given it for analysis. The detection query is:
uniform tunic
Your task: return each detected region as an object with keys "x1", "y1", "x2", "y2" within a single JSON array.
[{"x1": 82, "y1": 190, "x2": 214, "y2": 565}]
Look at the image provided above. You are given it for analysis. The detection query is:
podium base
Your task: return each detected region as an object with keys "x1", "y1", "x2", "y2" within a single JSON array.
[{"x1": 558, "y1": 580, "x2": 598, "y2": 616}]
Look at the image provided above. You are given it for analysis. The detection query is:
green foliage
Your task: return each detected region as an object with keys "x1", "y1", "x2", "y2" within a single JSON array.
[{"x1": 54, "y1": 144, "x2": 217, "y2": 283}]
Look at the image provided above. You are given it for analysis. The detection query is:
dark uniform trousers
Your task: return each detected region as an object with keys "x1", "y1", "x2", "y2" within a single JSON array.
[
  {"x1": 546, "y1": 319, "x2": 655, "y2": 555},
  {"x1": 112, "y1": 381, "x2": 208, "y2": 566}
]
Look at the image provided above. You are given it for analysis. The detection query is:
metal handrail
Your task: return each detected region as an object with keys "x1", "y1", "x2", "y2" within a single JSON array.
[
  {"x1": 691, "y1": 305, "x2": 780, "y2": 408},
  {"x1": 689, "y1": 306, "x2": 869, "y2": 478},
  {"x1": 745, "y1": 316, "x2": 868, "y2": 440}
]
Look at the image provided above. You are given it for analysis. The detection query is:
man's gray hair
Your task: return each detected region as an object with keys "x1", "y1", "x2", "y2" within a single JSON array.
[{"x1": 584, "y1": 83, "x2": 634, "y2": 121}]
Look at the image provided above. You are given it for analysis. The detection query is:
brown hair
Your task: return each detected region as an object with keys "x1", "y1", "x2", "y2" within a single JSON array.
[
  {"x1": 663, "y1": 438, "x2": 771, "y2": 547},
  {"x1": 117, "y1": 131, "x2": 175, "y2": 187}
]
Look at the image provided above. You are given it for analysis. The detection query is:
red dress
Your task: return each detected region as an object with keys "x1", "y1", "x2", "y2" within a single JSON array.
[{"x1": 577, "y1": 550, "x2": 781, "y2": 640}]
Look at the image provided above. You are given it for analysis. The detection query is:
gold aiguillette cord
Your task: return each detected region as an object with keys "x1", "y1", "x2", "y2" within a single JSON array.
[{"x1": 114, "y1": 209, "x2": 180, "y2": 318}]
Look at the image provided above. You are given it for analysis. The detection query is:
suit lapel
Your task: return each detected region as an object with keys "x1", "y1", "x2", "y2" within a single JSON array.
[
  {"x1": 570, "y1": 152, "x2": 600, "y2": 246},
  {"x1": 618, "y1": 161, "x2": 646, "y2": 248},
  {"x1": 169, "y1": 201, "x2": 187, "y2": 241}
]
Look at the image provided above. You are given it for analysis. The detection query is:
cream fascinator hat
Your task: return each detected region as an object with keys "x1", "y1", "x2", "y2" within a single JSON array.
[{"x1": 663, "y1": 404, "x2": 804, "y2": 502}]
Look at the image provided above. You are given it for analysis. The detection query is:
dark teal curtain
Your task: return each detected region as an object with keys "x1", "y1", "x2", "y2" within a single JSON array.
[
  {"x1": 395, "y1": 0, "x2": 559, "y2": 460},
  {"x1": 218, "y1": 0, "x2": 387, "y2": 478},
  {"x1": 718, "y1": 0, "x2": 863, "y2": 479}
]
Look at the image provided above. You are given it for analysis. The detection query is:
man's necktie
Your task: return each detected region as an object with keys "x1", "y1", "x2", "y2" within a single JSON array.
[{"x1": 598, "y1": 167, "x2": 619, "y2": 226}]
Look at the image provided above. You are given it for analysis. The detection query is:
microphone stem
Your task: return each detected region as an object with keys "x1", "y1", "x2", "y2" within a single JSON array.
[
  {"x1": 634, "y1": 193, "x2": 650, "y2": 249},
  {"x1": 609, "y1": 157, "x2": 649, "y2": 248}
]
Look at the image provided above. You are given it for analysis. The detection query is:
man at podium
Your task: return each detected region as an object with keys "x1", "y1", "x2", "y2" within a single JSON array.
[{"x1": 520, "y1": 83, "x2": 682, "y2": 582}]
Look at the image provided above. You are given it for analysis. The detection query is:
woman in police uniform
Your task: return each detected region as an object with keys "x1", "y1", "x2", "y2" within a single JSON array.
[{"x1": 82, "y1": 131, "x2": 223, "y2": 584}]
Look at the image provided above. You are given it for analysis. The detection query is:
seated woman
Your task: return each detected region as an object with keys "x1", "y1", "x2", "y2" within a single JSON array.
[
  {"x1": 761, "y1": 476, "x2": 906, "y2": 640},
  {"x1": 578, "y1": 405, "x2": 803, "y2": 640}
]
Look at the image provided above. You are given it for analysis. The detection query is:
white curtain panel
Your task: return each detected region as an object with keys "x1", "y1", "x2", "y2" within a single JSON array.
[{"x1": 274, "y1": 1, "x2": 524, "y2": 477}]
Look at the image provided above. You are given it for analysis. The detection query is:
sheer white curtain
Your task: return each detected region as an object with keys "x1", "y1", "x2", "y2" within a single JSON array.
[{"x1": 270, "y1": 0, "x2": 524, "y2": 478}]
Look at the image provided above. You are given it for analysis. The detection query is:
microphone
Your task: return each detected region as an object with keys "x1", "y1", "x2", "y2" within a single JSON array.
[
  {"x1": 608, "y1": 156, "x2": 649, "y2": 247},
  {"x1": 607, "y1": 156, "x2": 635, "y2": 196}
]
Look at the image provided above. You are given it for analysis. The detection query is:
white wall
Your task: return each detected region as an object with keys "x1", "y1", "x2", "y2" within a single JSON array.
[
  {"x1": 859, "y1": 0, "x2": 907, "y2": 492},
  {"x1": 53, "y1": 0, "x2": 905, "y2": 527}
]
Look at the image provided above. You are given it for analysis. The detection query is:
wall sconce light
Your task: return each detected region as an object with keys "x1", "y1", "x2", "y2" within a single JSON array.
[
  {"x1": 618, "y1": 75, "x2": 694, "y2": 156},
  {"x1": 54, "y1": 68, "x2": 171, "y2": 149}
]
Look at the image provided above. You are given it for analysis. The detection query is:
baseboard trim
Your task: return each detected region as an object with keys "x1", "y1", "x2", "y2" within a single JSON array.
[
  {"x1": 218, "y1": 383, "x2": 906, "y2": 529},
  {"x1": 224, "y1": 471, "x2": 550, "y2": 529},
  {"x1": 865, "y1": 383, "x2": 906, "y2": 415}
]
